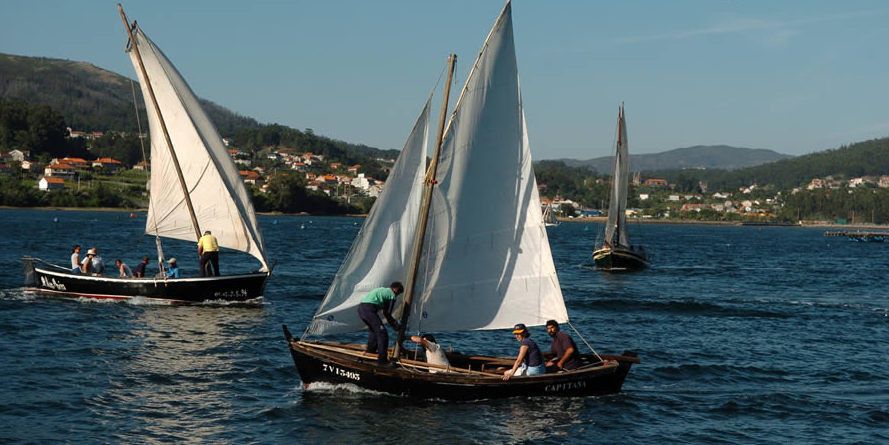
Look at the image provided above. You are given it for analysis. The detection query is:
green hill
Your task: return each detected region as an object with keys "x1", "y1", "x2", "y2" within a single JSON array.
[
  {"x1": 0, "y1": 52, "x2": 260, "y2": 135},
  {"x1": 654, "y1": 137, "x2": 889, "y2": 191},
  {"x1": 557, "y1": 145, "x2": 792, "y2": 173}
]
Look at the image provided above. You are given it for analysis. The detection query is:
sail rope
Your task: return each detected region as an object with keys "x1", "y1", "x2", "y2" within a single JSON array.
[
  {"x1": 566, "y1": 321, "x2": 603, "y2": 363},
  {"x1": 130, "y1": 78, "x2": 167, "y2": 280}
]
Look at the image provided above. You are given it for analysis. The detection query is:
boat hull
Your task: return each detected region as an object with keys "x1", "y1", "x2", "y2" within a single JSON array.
[
  {"x1": 23, "y1": 258, "x2": 268, "y2": 303},
  {"x1": 283, "y1": 327, "x2": 638, "y2": 400},
  {"x1": 592, "y1": 246, "x2": 649, "y2": 271}
]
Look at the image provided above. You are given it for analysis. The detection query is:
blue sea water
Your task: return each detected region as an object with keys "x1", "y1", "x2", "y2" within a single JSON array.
[{"x1": 0, "y1": 208, "x2": 886, "y2": 444}]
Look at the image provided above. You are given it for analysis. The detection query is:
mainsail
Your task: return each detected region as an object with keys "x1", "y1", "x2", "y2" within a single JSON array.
[
  {"x1": 307, "y1": 100, "x2": 431, "y2": 335},
  {"x1": 604, "y1": 105, "x2": 630, "y2": 249},
  {"x1": 407, "y1": 3, "x2": 567, "y2": 333},
  {"x1": 127, "y1": 26, "x2": 269, "y2": 271}
]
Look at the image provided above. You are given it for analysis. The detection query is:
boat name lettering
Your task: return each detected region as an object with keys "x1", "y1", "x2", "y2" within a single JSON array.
[
  {"x1": 212, "y1": 289, "x2": 248, "y2": 298},
  {"x1": 544, "y1": 381, "x2": 587, "y2": 393},
  {"x1": 40, "y1": 276, "x2": 67, "y2": 291},
  {"x1": 321, "y1": 363, "x2": 360, "y2": 381}
]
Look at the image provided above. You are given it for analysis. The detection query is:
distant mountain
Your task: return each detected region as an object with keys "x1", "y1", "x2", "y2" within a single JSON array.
[
  {"x1": 0, "y1": 53, "x2": 260, "y2": 135},
  {"x1": 667, "y1": 137, "x2": 889, "y2": 191},
  {"x1": 555, "y1": 145, "x2": 792, "y2": 173}
]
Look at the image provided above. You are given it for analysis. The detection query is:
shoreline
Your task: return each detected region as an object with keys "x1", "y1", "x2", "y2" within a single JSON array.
[{"x1": 3, "y1": 206, "x2": 886, "y2": 230}]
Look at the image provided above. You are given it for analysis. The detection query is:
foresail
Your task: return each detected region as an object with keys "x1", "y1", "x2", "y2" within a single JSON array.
[
  {"x1": 127, "y1": 27, "x2": 268, "y2": 270},
  {"x1": 307, "y1": 100, "x2": 431, "y2": 335},
  {"x1": 408, "y1": 2, "x2": 568, "y2": 334},
  {"x1": 604, "y1": 107, "x2": 630, "y2": 248}
]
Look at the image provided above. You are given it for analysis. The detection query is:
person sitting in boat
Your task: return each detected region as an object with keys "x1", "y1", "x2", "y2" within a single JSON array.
[
  {"x1": 70, "y1": 245, "x2": 81, "y2": 274},
  {"x1": 133, "y1": 256, "x2": 150, "y2": 278},
  {"x1": 197, "y1": 230, "x2": 220, "y2": 277},
  {"x1": 81, "y1": 248, "x2": 105, "y2": 276},
  {"x1": 544, "y1": 320, "x2": 579, "y2": 372},
  {"x1": 357, "y1": 282, "x2": 404, "y2": 365},
  {"x1": 115, "y1": 259, "x2": 133, "y2": 278},
  {"x1": 166, "y1": 257, "x2": 180, "y2": 279},
  {"x1": 503, "y1": 323, "x2": 546, "y2": 380},
  {"x1": 409, "y1": 334, "x2": 450, "y2": 373}
]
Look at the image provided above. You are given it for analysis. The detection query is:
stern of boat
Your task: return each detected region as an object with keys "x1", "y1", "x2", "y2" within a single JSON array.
[{"x1": 22, "y1": 256, "x2": 37, "y2": 286}]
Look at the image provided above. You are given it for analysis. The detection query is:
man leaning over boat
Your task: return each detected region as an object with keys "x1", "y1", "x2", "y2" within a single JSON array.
[
  {"x1": 357, "y1": 282, "x2": 404, "y2": 365},
  {"x1": 197, "y1": 230, "x2": 220, "y2": 277}
]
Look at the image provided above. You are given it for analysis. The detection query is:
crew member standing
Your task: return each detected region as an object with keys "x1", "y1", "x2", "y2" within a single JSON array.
[
  {"x1": 197, "y1": 230, "x2": 220, "y2": 277},
  {"x1": 357, "y1": 282, "x2": 404, "y2": 365}
]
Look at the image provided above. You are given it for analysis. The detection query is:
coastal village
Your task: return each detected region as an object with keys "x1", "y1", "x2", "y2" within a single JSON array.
[{"x1": 3, "y1": 127, "x2": 889, "y2": 224}]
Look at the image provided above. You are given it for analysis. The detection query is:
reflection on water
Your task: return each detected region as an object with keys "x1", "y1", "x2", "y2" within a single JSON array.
[{"x1": 86, "y1": 306, "x2": 267, "y2": 442}]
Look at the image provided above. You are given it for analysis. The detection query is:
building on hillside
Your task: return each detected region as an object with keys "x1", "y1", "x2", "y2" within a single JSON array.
[
  {"x1": 45, "y1": 163, "x2": 76, "y2": 177},
  {"x1": 351, "y1": 173, "x2": 371, "y2": 191},
  {"x1": 38, "y1": 176, "x2": 65, "y2": 191},
  {"x1": 133, "y1": 161, "x2": 149, "y2": 171},
  {"x1": 347, "y1": 164, "x2": 361, "y2": 174},
  {"x1": 806, "y1": 178, "x2": 824, "y2": 190},
  {"x1": 879, "y1": 176, "x2": 889, "y2": 188},
  {"x1": 239, "y1": 170, "x2": 263, "y2": 186},
  {"x1": 57, "y1": 157, "x2": 90, "y2": 170},
  {"x1": 21, "y1": 160, "x2": 35, "y2": 171},
  {"x1": 638, "y1": 193, "x2": 649, "y2": 201},
  {"x1": 8, "y1": 149, "x2": 28, "y2": 162},
  {"x1": 680, "y1": 203, "x2": 708, "y2": 213},
  {"x1": 643, "y1": 178, "x2": 668, "y2": 187},
  {"x1": 92, "y1": 157, "x2": 124, "y2": 171},
  {"x1": 329, "y1": 162, "x2": 342, "y2": 170},
  {"x1": 668, "y1": 194, "x2": 680, "y2": 201}
]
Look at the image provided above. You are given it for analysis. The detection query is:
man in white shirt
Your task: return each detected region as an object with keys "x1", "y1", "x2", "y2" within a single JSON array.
[{"x1": 409, "y1": 334, "x2": 451, "y2": 373}]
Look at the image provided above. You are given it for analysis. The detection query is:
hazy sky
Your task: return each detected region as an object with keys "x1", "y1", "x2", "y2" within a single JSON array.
[{"x1": 2, "y1": 0, "x2": 889, "y2": 159}]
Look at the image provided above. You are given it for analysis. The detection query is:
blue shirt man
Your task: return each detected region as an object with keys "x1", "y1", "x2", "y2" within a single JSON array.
[
  {"x1": 357, "y1": 282, "x2": 404, "y2": 365},
  {"x1": 166, "y1": 258, "x2": 180, "y2": 279}
]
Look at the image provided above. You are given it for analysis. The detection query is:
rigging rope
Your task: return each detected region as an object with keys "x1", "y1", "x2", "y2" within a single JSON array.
[
  {"x1": 130, "y1": 78, "x2": 166, "y2": 281},
  {"x1": 566, "y1": 321, "x2": 603, "y2": 363}
]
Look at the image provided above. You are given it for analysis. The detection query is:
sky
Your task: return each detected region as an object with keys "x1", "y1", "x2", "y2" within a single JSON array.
[{"x1": 2, "y1": 0, "x2": 889, "y2": 159}]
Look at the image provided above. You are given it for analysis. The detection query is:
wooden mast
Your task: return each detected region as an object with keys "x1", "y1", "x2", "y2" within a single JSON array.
[
  {"x1": 393, "y1": 54, "x2": 457, "y2": 358},
  {"x1": 118, "y1": 4, "x2": 203, "y2": 241}
]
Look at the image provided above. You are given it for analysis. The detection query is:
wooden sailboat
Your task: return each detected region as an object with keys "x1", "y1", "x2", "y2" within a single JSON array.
[
  {"x1": 543, "y1": 205, "x2": 560, "y2": 227},
  {"x1": 592, "y1": 105, "x2": 649, "y2": 271},
  {"x1": 22, "y1": 5, "x2": 271, "y2": 303},
  {"x1": 283, "y1": 2, "x2": 638, "y2": 399}
]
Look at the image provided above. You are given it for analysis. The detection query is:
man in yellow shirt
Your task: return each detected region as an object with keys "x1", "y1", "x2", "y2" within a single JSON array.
[{"x1": 197, "y1": 230, "x2": 220, "y2": 277}]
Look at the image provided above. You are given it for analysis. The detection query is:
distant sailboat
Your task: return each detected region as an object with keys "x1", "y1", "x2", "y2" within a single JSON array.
[
  {"x1": 283, "y1": 1, "x2": 638, "y2": 399},
  {"x1": 592, "y1": 104, "x2": 648, "y2": 271},
  {"x1": 543, "y1": 205, "x2": 560, "y2": 227},
  {"x1": 22, "y1": 5, "x2": 270, "y2": 303}
]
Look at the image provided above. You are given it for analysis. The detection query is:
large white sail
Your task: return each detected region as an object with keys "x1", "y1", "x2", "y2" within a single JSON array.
[
  {"x1": 127, "y1": 27, "x2": 268, "y2": 271},
  {"x1": 604, "y1": 106, "x2": 630, "y2": 248},
  {"x1": 408, "y1": 3, "x2": 568, "y2": 333},
  {"x1": 307, "y1": 100, "x2": 431, "y2": 335}
]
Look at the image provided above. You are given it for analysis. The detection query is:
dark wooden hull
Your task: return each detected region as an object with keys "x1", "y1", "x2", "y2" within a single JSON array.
[
  {"x1": 23, "y1": 257, "x2": 268, "y2": 304},
  {"x1": 283, "y1": 325, "x2": 638, "y2": 400},
  {"x1": 592, "y1": 246, "x2": 649, "y2": 271}
]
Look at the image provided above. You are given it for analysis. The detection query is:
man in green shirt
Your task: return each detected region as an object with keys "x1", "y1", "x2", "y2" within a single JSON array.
[{"x1": 357, "y1": 282, "x2": 404, "y2": 365}]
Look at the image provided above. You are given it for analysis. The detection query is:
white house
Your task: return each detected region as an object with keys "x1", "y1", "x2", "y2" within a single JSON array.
[{"x1": 38, "y1": 176, "x2": 65, "y2": 191}]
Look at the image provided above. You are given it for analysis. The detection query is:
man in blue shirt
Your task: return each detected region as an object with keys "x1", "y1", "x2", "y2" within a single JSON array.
[
  {"x1": 166, "y1": 257, "x2": 181, "y2": 279},
  {"x1": 357, "y1": 282, "x2": 404, "y2": 365}
]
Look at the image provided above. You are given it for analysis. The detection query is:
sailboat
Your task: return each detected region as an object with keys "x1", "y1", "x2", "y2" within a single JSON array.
[
  {"x1": 283, "y1": 2, "x2": 638, "y2": 400},
  {"x1": 22, "y1": 5, "x2": 271, "y2": 303},
  {"x1": 543, "y1": 205, "x2": 560, "y2": 227},
  {"x1": 592, "y1": 104, "x2": 649, "y2": 271}
]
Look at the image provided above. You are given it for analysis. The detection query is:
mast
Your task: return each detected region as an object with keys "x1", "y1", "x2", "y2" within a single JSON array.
[
  {"x1": 393, "y1": 54, "x2": 457, "y2": 357},
  {"x1": 118, "y1": 4, "x2": 203, "y2": 241}
]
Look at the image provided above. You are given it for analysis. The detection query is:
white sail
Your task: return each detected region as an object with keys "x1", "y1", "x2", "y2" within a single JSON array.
[
  {"x1": 408, "y1": 3, "x2": 568, "y2": 333},
  {"x1": 604, "y1": 106, "x2": 630, "y2": 248},
  {"x1": 127, "y1": 27, "x2": 269, "y2": 271},
  {"x1": 307, "y1": 99, "x2": 431, "y2": 335}
]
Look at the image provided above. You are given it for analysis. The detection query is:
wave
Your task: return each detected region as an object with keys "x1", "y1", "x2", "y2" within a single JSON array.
[{"x1": 574, "y1": 298, "x2": 792, "y2": 319}]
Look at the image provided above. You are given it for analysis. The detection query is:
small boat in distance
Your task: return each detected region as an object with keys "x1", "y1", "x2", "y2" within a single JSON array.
[
  {"x1": 22, "y1": 5, "x2": 270, "y2": 303},
  {"x1": 592, "y1": 105, "x2": 649, "y2": 271},
  {"x1": 543, "y1": 205, "x2": 560, "y2": 227},
  {"x1": 284, "y1": 1, "x2": 638, "y2": 400}
]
